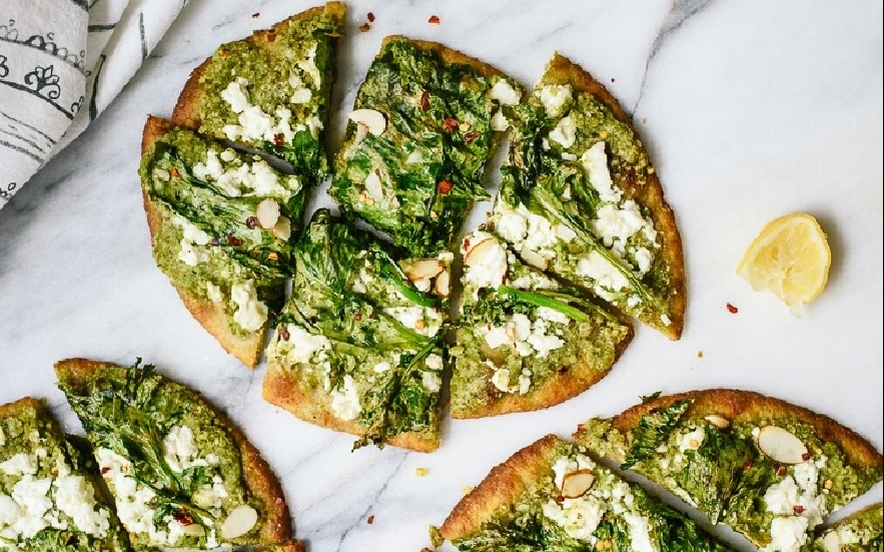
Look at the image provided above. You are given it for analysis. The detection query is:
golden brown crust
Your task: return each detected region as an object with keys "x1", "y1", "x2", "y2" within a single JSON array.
[
  {"x1": 451, "y1": 324, "x2": 634, "y2": 419},
  {"x1": 54, "y1": 358, "x2": 296, "y2": 545},
  {"x1": 0, "y1": 396, "x2": 44, "y2": 420},
  {"x1": 596, "y1": 388, "x2": 882, "y2": 469},
  {"x1": 381, "y1": 35, "x2": 511, "y2": 81},
  {"x1": 439, "y1": 434, "x2": 561, "y2": 541},
  {"x1": 140, "y1": 115, "x2": 266, "y2": 368},
  {"x1": 262, "y1": 362, "x2": 440, "y2": 453},
  {"x1": 542, "y1": 52, "x2": 686, "y2": 340},
  {"x1": 171, "y1": 2, "x2": 346, "y2": 130}
]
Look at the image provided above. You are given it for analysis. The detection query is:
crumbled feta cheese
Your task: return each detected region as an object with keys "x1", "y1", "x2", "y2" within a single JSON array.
[
  {"x1": 173, "y1": 216, "x2": 211, "y2": 267},
  {"x1": 548, "y1": 115, "x2": 577, "y2": 149},
  {"x1": 538, "y1": 84, "x2": 573, "y2": 118},
  {"x1": 206, "y1": 282, "x2": 223, "y2": 303},
  {"x1": 330, "y1": 375, "x2": 361, "y2": 421},
  {"x1": 162, "y1": 425, "x2": 202, "y2": 473},
  {"x1": 297, "y1": 43, "x2": 321, "y2": 85},
  {"x1": 231, "y1": 280, "x2": 268, "y2": 331},
  {"x1": 576, "y1": 251, "x2": 629, "y2": 292},
  {"x1": 489, "y1": 79, "x2": 521, "y2": 105},
  {"x1": 523, "y1": 213, "x2": 557, "y2": 251},
  {"x1": 291, "y1": 88, "x2": 312, "y2": 104},
  {"x1": 678, "y1": 427, "x2": 706, "y2": 453},
  {"x1": 422, "y1": 371, "x2": 442, "y2": 393},
  {"x1": 590, "y1": 200, "x2": 651, "y2": 249},
  {"x1": 425, "y1": 354, "x2": 443, "y2": 371},
  {"x1": 53, "y1": 474, "x2": 111, "y2": 537},
  {"x1": 0, "y1": 453, "x2": 37, "y2": 477},
  {"x1": 373, "y1": 361, "x2": 392, "y2": 373},
  {"x1": 495, "y1": 211, "x2": 528, "y2": 243},
  {"x1": 580, "y1": 142, "x2": 620, "y2": 203},
  {"x1": 275, "y1": 324, "x2": 331, "y2": 364},
  {"x1": 764, "y1": 516, "x2": 809, "y2": 552},
  {"x1": 462, "y1": 233, "x2": 509, "y2": 291},
  {"x1": 10, "y1": 476, "x2": 53, "y2": 539},
  {"x1": 220, "y1": 77, "x2": 251, "y2": 114},
  {"x1": 536, "y1": 306, "x2": 571, "y2": 325},
  {"x1": 490, "y1": 110, "x2": 509, "y2": 131}
]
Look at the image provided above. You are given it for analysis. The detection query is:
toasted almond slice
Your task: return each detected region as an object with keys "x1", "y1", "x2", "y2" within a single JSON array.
[
  {"x1": 181, "y1": 522, "x2": 206, "y2": 536},
  {"x1": 463, "y1": 237, "x2": 498, "y2": 267},
  {"x1": 353, "y1": 122, "x2": 370, "y2": 146},
  {"x1": 256, "y1": 199, "x2": 281, "y2": 229},
  {"x1": 434, "y1": 269, "x2": 450, "y2": 298},
  {"x1": 271, "y1": 216, "x2": 291, "y2": 241},
  {"x1": 520, "y1": 249, "x2": 548, "y2": 270},
  {"x1": 364, "y1": 169, "x2": 385, "y2": 202},
  {"x1": 220, "y1": 504, "x2": 259, "y2": 540},
  {"x1": 757, "y1": 425, "x2": 809, "y2": 464},
  {"x1": 401, "y1": 258, "x2": 444, "y2": 282},
  {"x1": 349, "y1": 109, "x2": 387, "y2": 136},
  {"x1": 561, "y1": 469, "x2": 595, "y2": 499},
  {"x1": 704, "y1": 414, "x2": 730, "y2": 429}
]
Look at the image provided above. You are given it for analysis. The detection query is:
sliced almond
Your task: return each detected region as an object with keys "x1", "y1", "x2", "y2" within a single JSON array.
[
  {"x1": 256, "y1": 199, "x2": 281, "y2": 229},
  {"x1": 364, "y1": 170, "x2": 385, "y2": 202},
  {"x1": 220, "y1": 504, "x2": 258, "y2": 540},
  {"x1": 757, "y1": 425, "x2": 809, "y2": 464},
  {"x1": 463, "y1": 237, "x2": 498, "y2": 267},
  {"x1": 349, "y1": 109, "x2": 387, "y2": 136},
  {"x1": 520, "y1": 249, "x2": 548, "y2": 270},
  {"x1": 561, "y1": 469, "x2": 595, "y2": 499},
  {"x1": 181, "y1": 523, "x2": 206, "y2": 537},
  {"x1": 704, "y1": 415, "x2": 730, "y2": 429},
  {"x1": 401, "y1": 259, "x2": 444, "y2": 282},
  {"x1": 353, "y1": 122, "x2": 369, "y2": 146},
  {"x1": 271, "y1": 216, "x2": 291, "y2": 241},
  {"x1": 434, "y1": 270, "x2": 450, "y2": 298}
]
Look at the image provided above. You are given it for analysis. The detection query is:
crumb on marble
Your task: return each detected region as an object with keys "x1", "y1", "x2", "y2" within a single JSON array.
[
  {"x1": 415, "y1": 467, "x2": 429, "y2": 477},
  {"x1": 428, "y1": 15, "x2": 441, "y2": 25}
]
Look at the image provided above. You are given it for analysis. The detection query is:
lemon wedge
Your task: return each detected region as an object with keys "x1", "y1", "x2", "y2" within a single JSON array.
[{"x1": 736, "y1": 213, "x2": 831, "y2": 307}]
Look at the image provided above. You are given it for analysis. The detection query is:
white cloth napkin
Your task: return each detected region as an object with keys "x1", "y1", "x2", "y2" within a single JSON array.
[{"x1": 0, "y1": 0, "x2": 185, "y2": 209}]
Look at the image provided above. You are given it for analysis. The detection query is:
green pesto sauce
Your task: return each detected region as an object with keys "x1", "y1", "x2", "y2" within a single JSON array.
[
  {"x1": 56, "y1": 362, "x2": 263, "y2": 549},
  {"x1": 496, "y1": 86, "x2": 676, "y2": 334},
  {"x1": 330, "y1": 38, "x2": 522, "y2": 257},
  {"x1": 579, "y1": 401, "x2": 882, "y2": 549},
  {"x1": 1, "y1": 402, "x2": 131, "y2": 552},
  {"x1": 196, "y1": 10, "x2": 342, "y2": 180},
  {"x1": 269, "y1": 210, "x2": 446, "y2": 449},
  {"x1": 807, "y1": 503, "x2": 883, "y2": 552}
]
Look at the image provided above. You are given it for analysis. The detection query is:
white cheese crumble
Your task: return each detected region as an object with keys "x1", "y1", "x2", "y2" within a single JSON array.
[
  {"x1": 483, "y1": 312, "x2": 565, "y2": 360},
  {"x1": 421, "y1": 371, "x2": 442, "y2": 393},
  {"x1": 538, "y1": 84, "x2": 573, "y2": 118},
  {"x1": 764, "y1": 517, "x2": 809, "y2": 552},
  {"x1": 0, "y1": 454, "x2": 37, "y2": 477},
  {"x1": 762, "y1": 455, "x2": 829, "y2": 552},
  {"x1": 488, "y1": 79, "x2": 521, "y2": 105},
  {"x1": 548, "y1": 115, "x2": 577, "y2": 149},
  {"x1": 678, "y1": 427, "x2": 706, "y2": 453},
  {"x1": 425, "y1": 353, "x2": 444, "y2": 371},
  {"x1": 330, "y1": 375, "x2": 362, "y2": 421},
  {"x1": 231, "y1": 279, "x2": 268, "y2": 331},
  {"x1": 490, "y1": 110, "x2": 509, "y2": 131},
  {"x1": 53, "y1": 474, "x2": 111, "y2": 537},
  {"x1": 95, "y1": 448, "x2": 169, "y2": 545},
  {"x1": 8, "y1": 476, "x2": 53, "y2": 539},
  {"x1": 173, "y1": 215, "x2": 211, "y2": 267},
  {"x1": 580, "y1": 142, "x2": 620, "y2": 203},
  {"x1": 462, "y1": 232, "x2": 509, "y2": 291},
  {"x1": 272, "y1": 324, "x2": 331, "y2": 364},
  {"x1": 206, "y1": 282, "x2": 223, "y2": 303},
  {"x1": 576, "y1": 251, "x2": 629, "y2": 294}
]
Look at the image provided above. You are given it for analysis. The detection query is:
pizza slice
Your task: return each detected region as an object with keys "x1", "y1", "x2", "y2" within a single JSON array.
[
  {"x1": 0, "y1": 397, "x2": 132, "y2": 552},
  {"x1": 54, "y1": 358, "x2": 301, "y2": 551},
  {"x1": 574, "y1": 389, "x2": 883, "y2": 552},
  {"x1": 329, "y1": 36, "x2": 524, "y2": 257},
  {"x1": 490, "y1": 52, "x2": 686, "y2": 339},
  {"x1": 263, "y1": 209, "x2": 450, "y2": 452},
  {"x1": 172, "y1": 2, "x2": 345, "y2": 182},
  {"x1": 139, "y1": 116, "x2": 305, "y2": 367},
  {"x1": 450, "y1": 229, "x2": 633, "y2": 418},
  {"x1": 436, "y1": 434, "x2": 738, "y2": 551},
  {"x1": 806, "y1": 502, "x2": 882, "y2": 552}
]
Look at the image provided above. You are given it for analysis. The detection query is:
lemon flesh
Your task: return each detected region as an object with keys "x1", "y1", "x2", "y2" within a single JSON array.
[{"x1": 736, "y1": 213, "x2": 831, "y2": 307}]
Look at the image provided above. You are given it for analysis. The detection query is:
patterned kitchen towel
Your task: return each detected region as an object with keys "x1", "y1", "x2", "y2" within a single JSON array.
[{"x1": 0, "y1": 0, "x2": 185, "y2": 209}]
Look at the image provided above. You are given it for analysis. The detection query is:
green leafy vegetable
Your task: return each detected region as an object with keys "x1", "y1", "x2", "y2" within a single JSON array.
[{"x1": 621, "y1": 399, "x2": 691, "y2": 469}]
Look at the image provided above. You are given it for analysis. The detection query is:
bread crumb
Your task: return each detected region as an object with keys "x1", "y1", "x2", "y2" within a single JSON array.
[
  {"x1": 697, "y1": 350, "x2": 703, "y2": 358},
  {"x1": 367, "y1": 12, "x2": 376, "y2": 22},
  {"x1": 415, "y1": 467, "x2": 429, "y2": 476},
  {"x1": 359, "y1": 22, "x2": 371, "y2": 32},
  {"x1": 462, "y1": 486, "x2": 473, "y2": 495},
  {"x1": 251, "y1": 12, "x2": 260, "y2": 18}
]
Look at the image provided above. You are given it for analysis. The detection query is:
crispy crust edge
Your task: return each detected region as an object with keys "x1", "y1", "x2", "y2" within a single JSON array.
[
  {"x1": 262, "y1": 361, "x2": 440, "y2": 453},
  {"x1": 380, "y1": 35, "x2": 512, "y2": 81},
  {"x1": 0, "y1": 396, "x2": 45, "y2": 420},
  {"x1": 450, "y1": 323, "x2": 634, "y2": 419},
  {"x1": 54, "y1": 358, "x2": 295, "y2": 545},
  {"x1": 438, "y1": 434, "x2": 561, "y2": 541},
  {"x1": 140, "y1": 115, "x2": 266, "y2": 368},
  {"x1": 582, "y1": 388, "x2": 883, "y2": 469},
  {"x1": 171, "y1": 1, "x2": 347, "y2": 130},
  {"x1": 542, "y1": 52, "x2": 687, "y2": 340}
]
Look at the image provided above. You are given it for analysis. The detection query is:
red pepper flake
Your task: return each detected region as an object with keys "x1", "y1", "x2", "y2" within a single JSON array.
[
  {"x1": 463, "y1": 238, "x2": 471, "y2": 251},
  {"x1": 278, "y1": 325, "x2": 290, "y2": 341},
  {"x1": 420, "y1": 90, "x2": 430, "y2": 111},
  {"x1": 442, "y1": 118, "x2": 458, "y2": 132},
  {"x1": 169, "y1": 167, "x2": 180, "y2": 178},
  {"x1": 464, "y1": 131, "x2": 480, "y2": 144},
  {"x1": 367, "y1": 12, "x2": 375, "y2": 22},
  {"x1": 726, "y1": 302, "x2": 739, "y2": 314},
  {"x1": 437, "y1": 179, "x2": 453, "y2": 195},
  {"x1": 793, "y1": 505, "x2": 805, "y2": 514},
  {"x1": 227, "y1": 235, "x2": 243, "y2": 246},
  {"x1": 801, "y1": 452, "x2": 812, "y2": 461},
  {"x1": 358, "y1": 22, "x2": 371, "y2": 32},
  {"x1": 576, "y1": 423, "x2": 584, "y2": 432},
  {"x1": 252, "y1": 12, "x2": 260, "y2": 18},
  {"x1": 246, "y1": 216, "x2": 258, "y2": 229},
  {"x1": 428, "y1": 15, "x2": 441, "y2": 25},
  {"x1": 354, "y1": 312, "x2": 362, "y2": 321},
  {"x1": 742, "y1": 459, "x2": 753, "y2": 473},
  {"x1": 367, "y1": 515, "x2": 375, "y2": 524},
  {"x1": 555, "y1": 495, "x2": 564, "y2": 503},
  {"x1": 172, "y1": 511, "x2": 194, "y2": 526},
  {"x1": 776, "y1": 465, "x2": 787, "y2": 476},
  {"x1": 219, "y1": 48, "x2": 230, "y2": 57},
  {"x1": 100, "y1": 467, "x2": 110, "y2": 475},
  {"x1": 273, "y1": 134, "x2": 285, "y2": 146}
]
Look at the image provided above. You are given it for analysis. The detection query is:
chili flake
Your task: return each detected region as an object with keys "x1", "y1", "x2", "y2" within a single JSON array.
[
  {"x1": 727, "y1": 302, "x2": 739, "y2": 314},
  {"x1": 437, "y1": 179, "x2": 453, "y2": 194},
  {"x1": 428, "y1": 15, "x2": 441, "y2": 24}
]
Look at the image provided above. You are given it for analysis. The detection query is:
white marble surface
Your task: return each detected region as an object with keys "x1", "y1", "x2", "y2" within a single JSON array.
[{"x1": 1, "y1": 1, "x2": 882, "y2": 551}]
